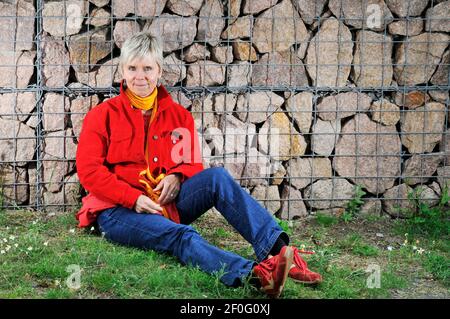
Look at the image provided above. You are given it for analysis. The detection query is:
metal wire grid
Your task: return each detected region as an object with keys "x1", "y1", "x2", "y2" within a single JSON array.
[{"x1": 0, "y1": 0, "x2": 448, "y2": 217}]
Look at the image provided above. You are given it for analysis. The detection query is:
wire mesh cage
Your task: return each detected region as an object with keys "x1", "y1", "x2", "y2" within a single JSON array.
[{"x1": 0, "y1": 0, "x2": 448, "y2": 219}]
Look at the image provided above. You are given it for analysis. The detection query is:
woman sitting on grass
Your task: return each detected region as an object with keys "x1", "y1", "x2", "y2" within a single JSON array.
[{"x1": 75, "y1": 32, "x2": 322, "y2": 298}]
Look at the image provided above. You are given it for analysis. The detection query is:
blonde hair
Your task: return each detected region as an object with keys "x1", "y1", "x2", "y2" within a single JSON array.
[{"x1": 119, "y1": 32, "x2": 164, "y2": 75}]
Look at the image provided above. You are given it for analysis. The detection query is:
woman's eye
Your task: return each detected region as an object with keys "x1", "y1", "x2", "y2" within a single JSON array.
[
  {"x1": 144, "y1": 67, "x2": 152, "y2": 71},
  {"x1": 128, "y1": 66, "x2": 136, "y2": 71}
]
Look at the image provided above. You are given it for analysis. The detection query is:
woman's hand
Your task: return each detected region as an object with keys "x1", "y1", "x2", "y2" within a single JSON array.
[
  {"x1": 134, "y1": 195, "x2": 163, "y2": 215},
  {"x1": 154, "y1": 174, "x2": 182, "y2": 206}
]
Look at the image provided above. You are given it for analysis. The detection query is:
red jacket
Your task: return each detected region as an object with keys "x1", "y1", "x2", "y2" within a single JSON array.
[{"x1": 75, "y1": 82, "x2": 204, "y2": 227}]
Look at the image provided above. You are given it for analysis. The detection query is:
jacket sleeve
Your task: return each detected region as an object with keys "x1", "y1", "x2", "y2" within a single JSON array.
[
  {"x1": 76, "y1": 109, "x2": 143, "y2": 208},
  {"x1": 167, "y1": 112, "x2": 204, "y2": 183}
]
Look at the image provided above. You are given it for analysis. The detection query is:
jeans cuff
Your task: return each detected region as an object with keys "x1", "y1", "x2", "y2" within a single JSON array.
[{"x1": 255, "y1": 229, "x2": 286, "y2": 262}]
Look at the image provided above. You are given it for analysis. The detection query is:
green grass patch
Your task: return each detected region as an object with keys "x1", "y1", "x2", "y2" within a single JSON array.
[
  {"x1": 423, "y1": 252, "x2": 450, "y2": 287},
  {"x1": 338, "y1": 234, "x2": 380, "y2": 257},
  {"x1": 214, "y1": 227, "x2": 232, "y2": 239},
  {"x1": 0, "y1": 210, "x2": 448, "y2": 299},
  {"x1": 398, "y1": 184, "x2": 450, "y2": 240},
  {"x1": 315, "y1": 212, "x2": 339, "y2": 227}
]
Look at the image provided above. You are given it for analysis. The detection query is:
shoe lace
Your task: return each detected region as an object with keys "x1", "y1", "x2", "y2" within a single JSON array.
[
  {"x1": 255, "y1": 255, "x2": 278, "y2": 278},
  {"x1": 292, "y1": 246, "x2": 314, "y2": 270}
]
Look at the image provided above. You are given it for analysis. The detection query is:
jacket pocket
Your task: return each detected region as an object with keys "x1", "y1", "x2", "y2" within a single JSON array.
[
  {"x1": 107, "y1": 133, "x2": 133, "y2": 164},
  {"x1": 110, "y1": 129, "x2": 132, "y2": 142}
]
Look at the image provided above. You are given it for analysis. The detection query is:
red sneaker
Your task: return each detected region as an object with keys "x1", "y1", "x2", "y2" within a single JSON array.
[
  {"x1": 252, "y1": 246, "x2": 294, "y2": 298},
  {"x1": 288, "y1": 247, "x2": 323, "y2": 285}
]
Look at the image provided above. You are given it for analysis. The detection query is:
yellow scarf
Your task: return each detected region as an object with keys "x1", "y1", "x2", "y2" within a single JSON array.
[
  {"x1": 125, "y1": 86, "x2": 159, "y2": 134},
  {"x1": 125, "y1": 87, "x2": 158, "y2": 112}
]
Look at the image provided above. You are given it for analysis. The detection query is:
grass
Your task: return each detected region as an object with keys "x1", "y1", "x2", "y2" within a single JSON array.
[
  {"x1": 337, "y1": 234, "x2": 380, "y2": 257},
  {"x1": 0, "y1": 209, "x2": 448, "y2": 299},
  {"x1": 389, "y1": 183, "x2": 449, "y2": 292},
  {"x1": 400, "y1": 183, "x2": 450, "y2": 240},
  {"x1": 423, "y1": 252, "x2": 450, "y2": 286},
  {"x1": 341, "y1": 184, "x2": 366, "y2": 223},
  {"x1": 315, "y1": 212, "x2": 339, "y2": 227}
]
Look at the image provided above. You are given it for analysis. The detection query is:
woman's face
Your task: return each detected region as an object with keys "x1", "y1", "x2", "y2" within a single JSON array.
[{"x1": 122, "y1": 55, "x2": 162, "y2": 97}]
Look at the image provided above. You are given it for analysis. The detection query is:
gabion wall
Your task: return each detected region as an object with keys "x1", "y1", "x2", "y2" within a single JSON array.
[{"x1": 0, "y1": 0, "x2": 449, "y2": 219}]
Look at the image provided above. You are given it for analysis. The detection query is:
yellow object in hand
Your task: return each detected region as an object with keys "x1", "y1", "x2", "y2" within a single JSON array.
[{"x1": 138, "y1": 167, "x2": 170, "y2": 219}]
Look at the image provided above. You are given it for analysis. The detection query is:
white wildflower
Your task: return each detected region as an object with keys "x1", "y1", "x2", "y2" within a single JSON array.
[
  {"x1": 387, "y1": 246, "x2": 393, "y2": 251},
  {"x1": 417, "y1": 248, "x2": 425, "y2": 255},
  {"x1": 14, "y1": 243, "x2": 18, "y2": 248},
  {"x1": 43, "y1": 242, "x2": 48, "y2": 247},
  {"x1": 3, "y1": 238, "x2": 7, "y2": 243},
  {"x1": 5, "y1": 245, "x2": 11, "y2": 251},
  {"x1": 27, "y1": 246, "x2": 33, "y2": 251},
  {"x1": 0, "y1": 250, "x2": 5, "y2": 254},
  {"x1": 9, "y1": 235, "x2": 15, "y2": 241},
  {"x1": 69, "y1": 228, "x2": 75, "y2": 234}
]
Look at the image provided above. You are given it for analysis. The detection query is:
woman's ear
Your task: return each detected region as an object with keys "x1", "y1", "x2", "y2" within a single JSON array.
[{"x1": 158, "y1": 63, "x2": 163, "y2": 77}]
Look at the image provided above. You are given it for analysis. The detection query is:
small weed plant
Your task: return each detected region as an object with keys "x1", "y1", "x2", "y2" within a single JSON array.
[
  {"x1": 404, "y1": 183, "x2": 449, "y2": 239},
  {"x1": 341, "y1": 184, "x2": 366, "y2": 223}
]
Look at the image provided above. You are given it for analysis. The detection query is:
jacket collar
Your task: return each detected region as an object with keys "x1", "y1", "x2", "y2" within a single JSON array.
[{"x1": 119, "y1": 79, "x2": 173, "y2": 113}]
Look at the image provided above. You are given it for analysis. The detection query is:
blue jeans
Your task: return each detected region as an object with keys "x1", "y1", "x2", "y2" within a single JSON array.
[{"x1": 97, "y1": 167, "x2": 288, "y2": 287}]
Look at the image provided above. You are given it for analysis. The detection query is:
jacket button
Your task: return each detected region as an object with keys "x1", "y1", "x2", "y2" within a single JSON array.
[
  {"x1": 153, "y1": 156, "x2": 158, "y2": 162},
  {"x1": 172, "y1": 139, "x2": 177, "y2": 144},
  {"x1": 153, "y1": 135, "x2": 158, "y2": 140}
]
